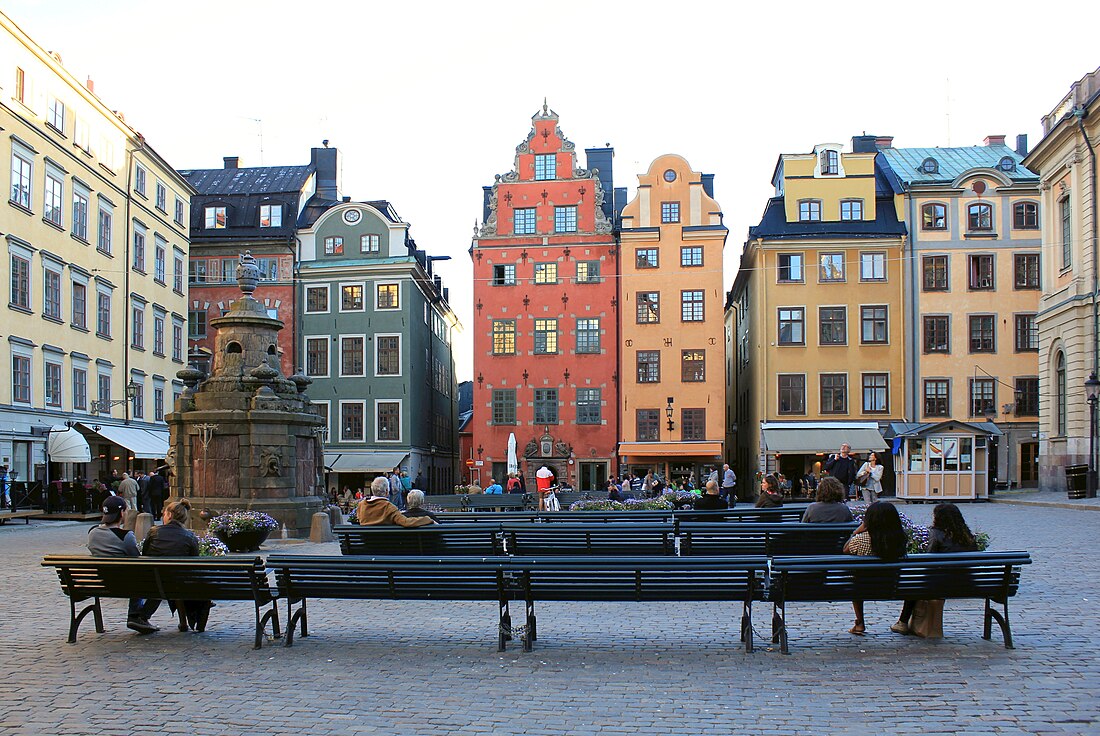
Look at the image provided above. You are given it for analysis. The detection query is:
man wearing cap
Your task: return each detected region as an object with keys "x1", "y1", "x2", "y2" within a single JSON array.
[{"x1": 87, "y1": 496, "x2": 158, "y2": 634}]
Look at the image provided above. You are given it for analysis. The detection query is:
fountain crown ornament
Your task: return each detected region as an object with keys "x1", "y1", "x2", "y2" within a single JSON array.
[{"x1": 236, "y1": 251, "x2": 260, "y2": 296}]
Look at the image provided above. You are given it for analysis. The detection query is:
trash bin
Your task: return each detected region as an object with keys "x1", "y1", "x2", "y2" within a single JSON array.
[{"x1": 1065, "y1": 464, "x2": 1089, "y2": 500}]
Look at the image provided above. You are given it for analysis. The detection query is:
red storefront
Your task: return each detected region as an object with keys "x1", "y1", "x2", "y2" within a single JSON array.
[{"x1": 470, "y1": 106, "x2": 620, "y2": 492}]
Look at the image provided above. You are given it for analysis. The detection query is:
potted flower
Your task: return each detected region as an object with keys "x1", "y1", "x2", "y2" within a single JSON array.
[
  {"x1": 197, "y1": 534, "x2": 229, "y2": 557},
  {"x1": 207, "y1": 510, "x2": 279, "y2": 552}
]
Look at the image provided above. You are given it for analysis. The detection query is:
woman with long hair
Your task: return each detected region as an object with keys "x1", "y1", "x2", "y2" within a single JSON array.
[
  {"x1": 754, "y1": 474, "x2": 784, "y2": 508},
  {"x1": 141, "y1": 498, "x2": 213, "y2": 632},
  {"x1": 855, "y1": 451, "x2": 885, "y2": 503},
  {"x1": 842, "y1": 501, "x2": 907, "y2": 635}
]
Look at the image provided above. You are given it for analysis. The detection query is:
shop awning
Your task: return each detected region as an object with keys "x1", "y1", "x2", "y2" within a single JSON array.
[
  {"x1": 325, "y1": 452, "x2": 409, "y2": 474},
  {"x1": 762, "y1": 423, "x2": 887, "y2": 454},
  {"x1": 47, "y1": 426, "x2": 91, "y2": 462},
  {"x1": 618, "y1": 442, "x2": 723, "y2": 458},
  {"x1": 81, "y1": 423, "x2": 169, "y2": 460}
]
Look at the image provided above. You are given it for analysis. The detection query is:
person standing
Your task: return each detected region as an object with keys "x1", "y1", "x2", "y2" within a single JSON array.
[
  {"x1": 400, "y1": 471, "x2": 412, "y2": 507},
  {"x1": 506, "y1": 473, "x2": 523, "y2": 494},
  {"x1": 0, "y1": 465, "x2": 8, "y2": 508},
  {"x1": 414, "y1": 470, "x2": 426, "y2": 492},
  {"x1": 720, "y1": 463, "x2": 737, "y2": 508},
  {"x1": 87, "y1": 496, "x2": 157, "y2": 634},
  {"x1": 117, "y1": 473, "x2": 139, "y2": 519},
  {"x1": 387, "y1": 469, "x2": 404, "y2": 509},
  {"x1": 484, "y1": 478, "x2": 503, "y2": 494},
  {"x1": 145, "y1": 469, "x2": 168, "y2": 519},
  {"x1": 855, "y1": 452, "x2": 885, "y2": 504},
  {"x1": 137, "y1": 471, "x2": 150, "y2": 514},
  {"x1": 824, "y1": 443, "x2": 858, "y2": 500}
]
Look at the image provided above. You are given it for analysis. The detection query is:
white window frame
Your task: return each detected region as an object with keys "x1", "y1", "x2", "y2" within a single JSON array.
[
  {"x1": 375, "y1": 398, "x2": 403, "y2": 443},
  {"x1": 11, "y1": 347, "x2": 33, "y2": 405},
  {"x1": 313, "y1": 400, "x2": 331, "y2": 437},
  {"x1": 339, "y1": 334, "x2": 366, "y2": 377},
  {"x1": 155, "y1": 181, "x2": 167, "y2": 211},
  {"x1": 338, "y1": 400, "x2": 366, "y2": 443},
  {"x1": 204, "y1": 205, "x2": 226, "y2": 229},
  {"x1": 375, "y1": 282, "x2": 400, "y2": 310},
  {"x1": 859, "y1": 252, "x2": 887, "y2": 281},
  {"x1": 361, "y1": 234, "x2": 380, "y2": 253},
  {"x1": 44, "y1": 170, "x2": 63, "y2": 226},
  {"x1": 134, "y1": 164, "x2": 147, "y2": 196},
  {"x1": 44, "y1": 359, "x2": 63, "y2": 407},
  {"x1": 375, "y1": 333, "x2": 402, "y2": 377},
  {"x1": 338, "y1": 282, "x2": 365, "y2": 313},
  {"x1": 259, "y1": 203, "x2": 282, "y2": 228},
  {"x1": 97, "y1": 200, "x2": 113, "y2": 254},
  {"x1": 304, "y1": 284, "x2": 331, "y2": 314},
  {"x1": 10, "y1": 147, "x2": 33, "y2": 209},
  {"x1": 72, "y1": 186, "x2": 90, "y2": 241},
  {"x1": 304, "y1": 335, "x2": 331, "y2": 378},
  {"x1": 174, "y1": 197, "x2": 186, "y2": 227}
]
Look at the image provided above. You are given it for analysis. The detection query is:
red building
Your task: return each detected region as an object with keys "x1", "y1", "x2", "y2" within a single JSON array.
[{"x1": 471, "y1": 106, "x2": 620, "y2": 491}]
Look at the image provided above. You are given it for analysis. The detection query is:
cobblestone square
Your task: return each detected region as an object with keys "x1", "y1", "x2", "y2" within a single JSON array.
[{"x1": 2, "y1": 503, "x2": 1097, "y2": 735}]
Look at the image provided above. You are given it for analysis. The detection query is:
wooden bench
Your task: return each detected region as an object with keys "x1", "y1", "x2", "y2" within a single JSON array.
[
  {"x1": 464, "y1": 494, "x2": 528, "y2": 511},
  {"x1": 678, "y1": 522, "x2": 857, "y2": 557},
  {"x1": 41, "y1": 555, "x2": 281, "y2": 649},
  {"x1": 334, "y1": 524, "x2": 503, "y2": 556},
  {"x1": 0, "y1": 509, "x2": 39, "y2": 525},
  {"x1": 767, "y1": 551, "x2": 1032, "y2": 653},
  {"x1": 500, "y1": 522, "x2": 675, "y2": 556},
  {"x1": 433, "y1": 506, "x2": 812, "y2": 525}
]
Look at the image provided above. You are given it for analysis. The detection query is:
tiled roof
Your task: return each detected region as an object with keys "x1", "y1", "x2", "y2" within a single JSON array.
[
  {"x1": 880, "y1": 145, "x2": 1038, "y2": 186},
  {"x1": 749, "y1": 197, "x2": 907, "y2": 240},
  {"x1": 180, "y1": 165, "x2": 314, "y2": 195}
]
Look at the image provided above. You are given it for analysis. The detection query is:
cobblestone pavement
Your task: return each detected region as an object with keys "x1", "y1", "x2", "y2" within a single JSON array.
[{"x1": 1, "y1": 503, "x2": 1097, "y2": 736}]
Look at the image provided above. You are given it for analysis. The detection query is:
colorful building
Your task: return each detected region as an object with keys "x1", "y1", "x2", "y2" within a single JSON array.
[
  {"x1": 618, "y1": 154, "x2": 728, "y2": 486},
  {"x1": 471, "y1": 105, "x2": 620, "y2": 491}
]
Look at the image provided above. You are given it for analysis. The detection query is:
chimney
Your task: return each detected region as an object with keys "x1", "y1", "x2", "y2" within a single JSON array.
[
  {"x1": 983, "y1": 135, "x2": 1007, "y2": 147},
  {"x1": 310, "y1": 146, "x2": 340, "y2": 200},
  {"x1": 585, "y1": 146, "x2": 616, "y2": 223},
  {"x1": 85, "y1": 77, "x2": 95, "y2": 94},
  {"x1": 875, "y1": 136, "x2": 894, "y2": 149},
  {"x1": 223, "y1": 156, "x2": 239, "y2": 169},
  {"x1": 851, "y1": 135, "x2": 878, "y2": 153},
  {"x1": 700, "y1": 173, "x2": 715, "y2": 199},
  {"x1": 1016, "y1": 134, "x2": 1028, "y2": 157},
  {"x1": 342, "y1": 196, "x2": 351, "y2": 203}
]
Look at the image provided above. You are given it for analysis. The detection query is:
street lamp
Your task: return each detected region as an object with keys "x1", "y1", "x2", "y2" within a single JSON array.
[
  {"x1": 665, "y1": 397, "x2": 675, "y2": 437},
  {"x1": 1086, "y1": 372, "x2": 1100, "y2": 498},
  {"x1": 90, "y1": 379, "x2": 141, "y2": 420}
]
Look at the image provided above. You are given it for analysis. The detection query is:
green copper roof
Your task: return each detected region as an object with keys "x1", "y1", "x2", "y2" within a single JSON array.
[{"x1": 880, "y1": 145, "x2": 1038, "y2": 187}]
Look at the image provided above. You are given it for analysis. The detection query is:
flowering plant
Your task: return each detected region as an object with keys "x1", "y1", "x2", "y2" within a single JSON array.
[
  {"x1": 568, "y1": 497, "x2": 675, "y2": 511},
  {"x1": 207, "y1": 510, "x2": 278, "y2": 536},
  {"x1": 850, "y1": 504, "x2": 990, "y2": 554},
  {"x1": 197, "y1": 534, "x2": 229, "y2": 557},
  {"x1": 658, "y1": 490, "x2": 698, "y2": 510}
]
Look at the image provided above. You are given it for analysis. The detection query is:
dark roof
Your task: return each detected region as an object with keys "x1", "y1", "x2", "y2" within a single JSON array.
[
  {"x1": 180, "y1": 165, "x2": 314, "y2": 195},
  {"x1": 749, "y1": 196, "x2": 907, "y2": 240},
  {"x1": 297, "y1": 197, "x2": 402, "y2": 229}
]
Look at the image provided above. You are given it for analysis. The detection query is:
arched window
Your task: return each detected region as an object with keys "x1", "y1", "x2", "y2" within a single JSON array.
[
  {"x1": 226, "y1": 341, "x2": 242, "y2": 354},
  {"x1": 1013, "y1": 201, "x2": 1039, "y2": 230},
  {"x1": 968, "y1": 203, "x2": 993, "y2": 231},
  {"x1": 999, "y1": 156, "x2": 1017, "y2": 172},
  {"x1": 1056, "y1": 351, "x2": 1067, "y2": 436},
  {"x1": 921, "y1": 157, "x2": 939, "y2": 174},
  {"x1": 922, "y1": 203, "x2": 947, "y2": 230}
]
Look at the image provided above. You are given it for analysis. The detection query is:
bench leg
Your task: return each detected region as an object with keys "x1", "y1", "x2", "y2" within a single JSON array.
[
  {"x1": 254, "y1": 600, "x2": 281, "y2": 650},
  {"x1": 523, "y1": 600, "x2": 535, "y2": 652},
  {"x1": 498, "y1": 599, "x2": 510, "y2": 652},
  {"x1": 92, "y1": 597, "x2": 104, "y2": 634},
  {"x1": 984, "y1": 598, "x2": 1014, "y2": 649},
  {"x1": 741, "y1": 601, "x2": 753, "y2": 654},
  {"x1": 772, "y1": 603, "x2": 790, "y2": 655},
  {"x1": 285, "y1": 598, "x2": 306, "y2": 647},
  {"x1": 68, "y1": 598, "x2": 102, "y2": 643}
]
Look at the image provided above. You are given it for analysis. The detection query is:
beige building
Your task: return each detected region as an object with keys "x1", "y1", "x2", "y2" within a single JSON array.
[
  {"x1": 0, "y1": 11, "x2": 192, "y2": 501},
  {"x1": 1023, "y1": 65, "x2": 1100, "y2": 493}
]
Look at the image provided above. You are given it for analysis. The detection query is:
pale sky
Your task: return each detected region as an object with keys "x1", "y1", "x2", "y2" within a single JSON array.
[{"x1": 9, "y1": 0, "x2": 1099, "y2": 381}]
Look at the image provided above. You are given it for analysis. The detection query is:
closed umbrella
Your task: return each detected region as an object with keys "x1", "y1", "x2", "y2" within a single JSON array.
[{"x1": 507, "y1": 433, "x2": 518, "y2": 475}]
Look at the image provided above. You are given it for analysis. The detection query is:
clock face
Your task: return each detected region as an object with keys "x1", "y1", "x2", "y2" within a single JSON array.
[
  {"x1": 343, "y1": 209, "x2": 361, "y2": 224},
  {"x1": 663, "y1": 169, "x2": 677, "y2": 183}
]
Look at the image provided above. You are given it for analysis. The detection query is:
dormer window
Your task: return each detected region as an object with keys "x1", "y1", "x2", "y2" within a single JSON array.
[
  {"x1": 999, "y1": 156, "x2": 1016, "y2": 172},
  {"x1": 921, "y1": 157, "x2": 939, "y2": 174},
  {"x1": 820, "y1": 149, "x2": 839, "y2": 175},
  {"x1": 259, "y1": 204, "x2": 282, "y2": 228},
  {"x1": 798, "y1": 200, "x2": 822, "y2": 222},
  {"x1": 204, "y1": 205, "x2": 227, "y2": 229}
]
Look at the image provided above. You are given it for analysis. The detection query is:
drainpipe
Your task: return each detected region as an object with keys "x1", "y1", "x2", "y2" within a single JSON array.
[
  {"x1": 906, "y1": 195, "x2": 919, "y2": 423},
  {"x1": 1074, "y1": 107, "x2": 1099, "y2": 375},
  {"x1": 289, "y1": 236, "x2": 298, "y2": 373},
  {"x1": 122, "y1": 135, "x2": 145, "y2": 427}
]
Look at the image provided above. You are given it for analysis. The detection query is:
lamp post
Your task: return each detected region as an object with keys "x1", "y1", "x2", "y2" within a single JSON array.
[
  {"x1": 665, "y1": 397, "x2": 675, "y2": 438},
  {"x1": 90, "y1": 379, "x2": 141, "y2": 423},
  {"x1": 1086, "y1": 372, "x2": 1100, "y2": 498}
]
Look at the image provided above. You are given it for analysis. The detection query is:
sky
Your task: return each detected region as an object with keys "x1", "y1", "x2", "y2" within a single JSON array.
[{"x1": 7, "y1": 0, "x2": 1099, "y2": 382}]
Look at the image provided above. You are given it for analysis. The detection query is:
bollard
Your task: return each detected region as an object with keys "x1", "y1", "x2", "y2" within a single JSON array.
[
  {"x1": 326, "y1": 504, "x2": 343, "y2": 528},
  {"x1": 123, "y1": 508, "x2": 139, "y2": 531},
  {"x1": 133, "y1": 512, "x2": 154, "y2": 541},
  {"x1": 309, "y1": 511, "x2": 334, "y2": 543}
]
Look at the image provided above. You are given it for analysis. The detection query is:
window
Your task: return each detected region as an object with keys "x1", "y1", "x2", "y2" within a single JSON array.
[
  {"x1": 968, "y1": 254, "x2": 994, "y2": 290},
  {"x1": 98, "y1": 373, "x2": 111, "y2": 408},
  {"x1": 999, "y1": 156, "x2": 1017, "y2": 172},
  {"x1": 44, "y1": 173, "x2": 63, "y2": 226},
  {"x1": 154, "y1": 386, "x2": 164, "y2": 421},
  {"x1": 861, "y1": 306, "x2": 888, "y2": 344},
  {"x1": 488, "y1": 264, "x2": 514, "y2": 286},
  {"x1": 324, "y1": 236, "x2": 343, "y2": 255},
  {"x1": 43, "y1": 269, "x2": 61, "y2": 319},
  {"x1": 1014, "y1": 314, "x2": 1038, "y2": 352},
  {"x1": 636, "y1": 409, "x2": 660, "y2": 441},
  {"x1": 97, "y1": 208, "x2": 112, "y2": 254},
  {"x1": 48, "y1": 97, "x2": 65, "y2": 131},
  {"x1": 97, "y1": 292, "x2": 111, "y2": 337},
  {"x1": 189, "y1": 260, "x2": 207, "y2": 284},
  {"x1": 1056, "y1": 352, "x2": 1067, "y2": 434},
  {"x1": 534, "y1": 154, "x2": 556, "y2": 181},
  {"x1": 10, "y1": 152, "x2": 32, "y2": 208},
  {"x1": 967, "y1": 203, "x2": 993, "y2": 231},
  {"x1": 153, "y1": 314, "x2": 165, "y2": 355},
  {"x1": 1015, "y1": 377, "x2": 1039, "y2": 416},
  {"x1": 341, "y1": 284, "x2": 363, "y2": 311},
  {"x1": 356, "y1": 234, "x2": 379, "y2": 253},
  {"x1": 862, "y1": 373, "x2": 889, "y2": 413},
  {"x1": 923, "y1": 316, "x2": 950, "y2": 353},
  {"x1": 305, "y1": 338, "x2": 329, "y2": 377},
  {"x1": 340, "y1": 403, "x2": 364, "y2": 441},
  {"x1": 259, "y1": 204, "x2": 281, "y2": 228},
  {"x1": 922, "y1": 203, "x2": 946, "y2": 230},
  {"x1": 12, "y1": 355, "x2": 30, "y2": 403},
  {"x1": 681, "y1": 350, "x2": 705, "y2": 382},
  {"x1": 174, "y1": 198, "x2": 185, "y2": 227},
  {"x1": 799, "y1": 200, "x2": 822, "y2": 222},
  {"x1": 840, "y1": 200, "x2": 863, "y2": 221},
  {"x1": 534, "y1": 262, "x2": 557, "y2": 284},
  {"x1": 14, "y1": 67, "x2": 25, "y2": 104},
  {"x1": 376, "y1": 336, "x2": 400, "y2": 375},
  {"x1": 636, "y1": 292, "x2": 660, "y2": 323},
  {"x1": 513, "y1": 208, "x2": 536, "y2": 235},
  {"x1": 533, "y1": 319, "x2": 558, "y2": 354},
  {"x1": 819, "y1": 307, "x2": 847, "y2": 345},
  {"x1": 173, "y1": 255, "x2": 184, "y2": 292},
  {"x1": 636, "y1": 351, "x2": 660, "y2": 383},
  {"x1": 155, "y1": 182, "x2": 167, "y2": 212},
  {"x1": 778, "y1": 307, "x2": 805, "y2": 345},
  {"x1": 820, "y1": 149, "x2": 839, "y2": 175},
  {"x1": 534, "y1": 389, "x2": 558, "y2": 424},
  {"x1": 187, "y1": 309, "x2": 205, "y2": 338},
  {"x1": 777, "y1": 253, "x2": 803, "y2": 282},
  {"x1": 492, "y1": 320, "x2": 516, "y2": 355},
  {"x1": 306, "y1": 286, "x2": 329, "y2": 313},
  {"x1": 377, "y1": 402, "x2": 400, "y2": 441},
  {"x1": 819, "y1": 253, "x2": 845, "y2": 281},
  {"x1": 376, "y1": 284, "x2": 399, "y2": 309},
  {"x1": 681, "y1": 290, "x2": 704, "y2": 321},
  {"x1": 1013, "y1": 202, "x2": 1038, "y2": 230},
  {"x1": 778, "y1": 374, "x2": 805, "y2": 414},
  {"x1": 10, "y1": 255, "x2": 30, "y2": 310},
  {"x1": 661, "y1": 202, "x2": 680, "y2": 223},
  {"x1": 44, "y1": 362, "x2": 61, "y2": 407},
  {"x1": 820, "y1": 374, "x2": 848, "y2": 414},
  {"x1": 1061, "y1": 197, "x2": 1072, "y2": 269},
  {"x1": 134, "y1": 165, "x2": 146, "y2": 196},
  {"x1": 924, "y1": 380, "x2": 949, "y2": 417},
  {"x1": 73, "y1": 367, "x2": 87, "y2": 411},
  {"x1": 492, "y1": 389, "x2": 516, "y2": 424},
  {"x1": 922, "y1": 255, "x2": 948, "y2": 291},
  {"x1": 635, "y1": 248, "x2": 659, "y2": 269},
  {"x1": 172, "y1": 321, "x2": 183, "y2": 361},
  {"x1": 340, "y1": 336, "x2": 364, "y2": 376},
  {"x1": 577, "y1": 388, "x2": 601, "y2": 424},
  {"x1": 72, "y1": 191, "x2": 89, "y2": 240},
  {"x1": 131, "y1": 306, "x2": 145, "y2": 349},
  {"x1": 554, "y1": 206, "x2": 577, "y2": 233},
  {"x1": 681, "y1": 247, "x2": 703, "y2": 267},
  {"x1": 132, "y1": 230, "x2": 145, "y2": 272},
  {"x1": 576, "y1": 318, "x2": 600, "y2": 353},
  {"x1": 969, "y1": 378, "x2": 995, "y2": 417},
  {"x1": 154, "y1": 242, "x2": 166, "y2": 283},
  {"x1": 72, "y1": 281, "x2": 86, "y2": 328},
  {"x1": 860, "y1": 252, "x2": 886, "y2": 281},
  {"x1": 1009, "y1": 255, "x2": 1039, "y2": 294},
  {"x1": 576, "y1": 261, "x2": 600, "y2": 283}
]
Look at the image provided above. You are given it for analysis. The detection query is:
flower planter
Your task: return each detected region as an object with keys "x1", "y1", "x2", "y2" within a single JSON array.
[{"x1": 214, "y1": 528, "x2": 271, "y2": 553}]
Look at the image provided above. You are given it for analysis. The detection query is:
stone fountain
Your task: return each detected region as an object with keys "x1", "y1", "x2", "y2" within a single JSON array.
[{"x1": 166, "y1": 251, "x2": 325, "y2": 535}]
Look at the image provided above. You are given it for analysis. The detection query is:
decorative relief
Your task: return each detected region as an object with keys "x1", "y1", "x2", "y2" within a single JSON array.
[{"x1": 259, "y1": 446, "x2": 283, "y2": 477}]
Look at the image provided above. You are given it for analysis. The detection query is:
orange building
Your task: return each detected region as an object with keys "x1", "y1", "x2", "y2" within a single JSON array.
[
  {"x1": 470, "y1": 105, "x2": 620, "y2": 491},
  {"x1": 618, "y1": 155, "x2": 728, "y2": 485}
]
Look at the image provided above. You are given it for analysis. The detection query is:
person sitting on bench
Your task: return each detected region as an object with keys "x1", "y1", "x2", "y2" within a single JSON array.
[{"x1": 356, "y1": 477, "x2": 434, "y2": 526}]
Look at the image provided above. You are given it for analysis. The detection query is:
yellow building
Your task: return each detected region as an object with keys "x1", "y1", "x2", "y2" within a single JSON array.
[
  {"x1": 0, "y1": 11, "x2": 192, "y2": 501},
  {"x1": 729, "y1": 137, "x2": 905, "y2": 493},
  {"x1": 880, "y1": 136, "x2": 1041, "y2": 499},
  {"x1": 618, "y1": 155, "x2": 727, "y2": 486}
]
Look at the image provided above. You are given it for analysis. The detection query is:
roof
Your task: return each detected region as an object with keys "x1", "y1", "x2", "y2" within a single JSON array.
[
  {"x1": 749, "y1": 197, "x2": 907, "y2": 240},
  {"x1": 760, "y1": 423, "x2": 886, "y2": 454},
  {"x1": 887, "y1": 421, "x2": 1002, "y2": 438},
  {"x1": 880, "y1": 145, "x2": 1038, "y2": 187},
  {"x1": 180, "y1": 165, "x2": 314, "y2": 195}
]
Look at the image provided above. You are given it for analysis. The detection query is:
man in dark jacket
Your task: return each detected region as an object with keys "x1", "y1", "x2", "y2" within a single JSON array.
[
  {"x1": 824, "y1": 443, "x2": 857, "y2": 500},
  {"x1": 145, "y1": 469, "x2": 167, "y2": 519},
  {"x1": 87, "y1": 496, "x2": 158, "y2": 634}
]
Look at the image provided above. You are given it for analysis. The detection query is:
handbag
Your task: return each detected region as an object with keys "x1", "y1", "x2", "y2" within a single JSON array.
[{"x1": 911, "y1": 599, "x2": 945, "y2": 639}]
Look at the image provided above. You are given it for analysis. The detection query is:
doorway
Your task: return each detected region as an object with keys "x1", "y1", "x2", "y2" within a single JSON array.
[
  {"x1": 1019, "y1": 442, "x2": 1039, "y2": 487},
  {"x1": 578, "y1": 461, "x2": 608, "y2": 492}
]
